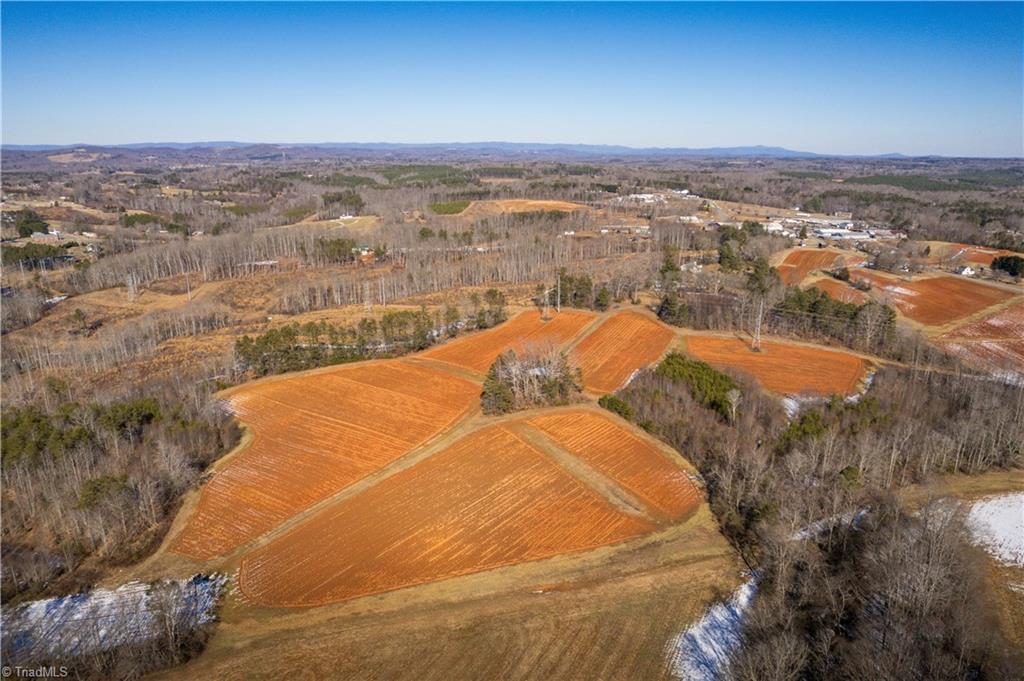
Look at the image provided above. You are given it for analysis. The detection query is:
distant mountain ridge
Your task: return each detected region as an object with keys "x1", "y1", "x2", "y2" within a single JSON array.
[{"x1": 1, "y1": 141, "x2": 912, "y2": 159}]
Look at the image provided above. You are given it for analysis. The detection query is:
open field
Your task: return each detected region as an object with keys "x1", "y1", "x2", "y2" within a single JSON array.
[
  {"x1": 941, "y1": 299, "x2": 1024, "y2": 340},
  {"x1": 421, "y1": 309, "x2": 596, "y2": 374},
  {"x1": 572, "y1": 311, "x2": 675, "y2": 393},
  {"x1": 161, "y1": 500, "x2": 739, "y2": 681},
  {"x1": 926, "y1": 241, "x2": 1022, "y2": 267},
  {"x1": 459, "y1": 199, "x2": 592, "y2": 220},
  {"x1": 172, "y1": 360, "x2": 479, "y2": 561},
  {"x1": 684, "y1": 335, "x2": 868, "y2": 396},
  {"x1": 527, "y1": 411, "x2": 700, "y2": 521},
  {"x1": 237, "y1": 422, "x2": 656, "y2": 607},
  {"x1": 774, "y1": 248, "x2": 867, "y2": 285},
  {"x1": 804, "y1": 276, "x2": 870, "y2": 304},
  {"x1": 849, "y1": 269, "x2": 1018, "y2": 328},
  {"x1": 935, "y1": 339, "x2": 1024, "y2": 379}
]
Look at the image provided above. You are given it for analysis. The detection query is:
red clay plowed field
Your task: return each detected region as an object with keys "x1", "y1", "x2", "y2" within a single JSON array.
[
  {"x1": 421, "y1": 309, "x2": 596, "y2": 373},
  {"x1": 172, "y1": 360, "x2": 479, "y2": 561},
  {"x1": 528, "y1": 411, "x2": 700, "y2": 521},
  {"x1": 572, "y1": 312, "x2": 675, "y2": 394},
  {"x1": 776, "y1": 249, "x2": 866, "y2": 285},
  {"x1": 936, "y1": 300, "x2": 1024, "y2": 379},
  {"x1": 937, "y1": 339, "x2": 1024, "y2": 378},
  {"x1": 850, "y1": 270, "x2": 1015, "y2": 327},
  {"x1": 930, "y1": 242, "x2": 1021, "y2": 266},
  {"x1": 805, "y1": 277, "x2": 869, "y2": 304},
  {"x1": 237, "y1": 424, "x2": 654, "y2": 607},
  {"x1": 941, "y1": 299, "x2": 1024, "y2": 340},
  {"x1": 685, "y1": 336, "x2": 867, "y2": 396}
]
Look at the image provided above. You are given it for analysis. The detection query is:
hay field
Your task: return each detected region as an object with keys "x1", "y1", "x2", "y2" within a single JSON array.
[
  {"x1": 572, "y1": 311, "x2": 675, "y2": 394},
  {"x1": 237, "y1": 423, "x2": 655, "y2": 607},
  {"x1": 685, "y1": 335, "x2": 868, "y2": 396},
  {"x1": 421, "y1": 309, "x2": 595, "y2": 373},
  {"x1": 775, "y1": 248, "x2": 866, "y2": 285},
  {"x1": 172, "y1": 360, "x2": 479, "y2": 561},
  {"x1": 528, "y1": 411, "x2": 700, "y2": 521},
  {"x1": 850, "y1": 270, "x2": 1017, "y2": 328}
]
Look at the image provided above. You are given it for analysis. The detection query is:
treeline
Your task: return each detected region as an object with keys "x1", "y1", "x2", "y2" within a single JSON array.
[
  {"x1": 235, "y1": 292, "x2": 507, "y2": 378},
  {"x1": 1, "y1": 384, "x2": 240, "y2": 604},
  {"x1": 601, "y1": 354, "x2": 1023, "y2": 679},
  {"x1": 4, "y1": 301, "x2": 236, "y2": 377}
]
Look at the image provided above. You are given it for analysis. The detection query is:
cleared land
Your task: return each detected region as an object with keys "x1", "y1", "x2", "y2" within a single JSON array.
[
  {"x1": 685, "y1": 335, "x2": 868, "y2": 396},
  {"x1": 172, "y1": 360, "x2": 479, "y2": 561},
  {"x1": 528, "y1": 411, "x2": 700, "y2": 521},
  {"x1": 572, "y1": 311, "x2": 675, "y2": 394},
  {"x1": 459, "y1": 199, "x2": 591, "y2": 220},
  {"x1": 805, "y1": 276, "x2": 869, "y2": 304},
  {"x1": 775, "y1": 248, "x2": 866, "y2": 285},
  {"x1": 927, "y1": 242, "x2": 1022, "y2": 267},
  {"x1": 237, "y1": 423, "x2": 655, "y2": 607},
  {"x1": 421, "y1": 309, "x2": 595, "y2": 374},
  {"x1": 940, "y1": 299, "x2": 1024, "y2": 340},
  {"x1": 850, "y1": 270, "x2": 1017, "y2": 328}
]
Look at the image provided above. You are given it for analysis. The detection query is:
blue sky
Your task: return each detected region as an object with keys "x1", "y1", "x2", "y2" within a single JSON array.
[{"x1": 2, "y1": 2, "x2": 1022, "y2": 156}]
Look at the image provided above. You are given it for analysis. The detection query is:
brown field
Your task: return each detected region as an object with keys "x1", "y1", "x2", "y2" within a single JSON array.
[
  {"x1": 460, "y1": 199, "x2": 591, "y2": 220},
  {"x1": 775, "y1": 248, "x2": 866, "y2": 285},
  {"x1": 528, "y1": 411, "x2": 700, "y2": 521},
  {"x1": 805, "y1": 276, "x2": 869, "y2": 304},
  {"x1": 172, "y1": 360, "x2": 479, "y2": 561},
  {"x1": 685, "y1": 335, "x2": 868, "y2": 396},
  {"x1": 928, "y1": 242, "x2": 1021, "y2": 266},
  {"x1": 572, "y1": 311, "x2": 675, "y2": 394},
  {"x1": 935, "y1": 339, "x2": 1024, "y2": 378},
  {"x1": 421, "y1": 309, "x2": 596, "y2": 374},
  {"x1": 941, "y1": 299, "x2": 1024, "y2": 340},
  {"x1": 237, "y1": 423, "x2": 655, "y2": 607},
  {"x1": 850, "y1": 270, "x2": 1017, "y2": 327}
]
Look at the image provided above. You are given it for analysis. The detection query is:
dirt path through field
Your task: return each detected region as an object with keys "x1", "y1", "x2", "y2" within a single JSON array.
[{"x1": 506, "y1": 421, "x2": 652, "y2": 519}]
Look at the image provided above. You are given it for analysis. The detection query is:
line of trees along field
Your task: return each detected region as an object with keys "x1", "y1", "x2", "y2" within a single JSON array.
[
  {"x1": 1, "y1": 379, "x2": 239, "y2": 605},
  {"x1": 602, "y1": 353, "x2": 1023, "y2": 679}
]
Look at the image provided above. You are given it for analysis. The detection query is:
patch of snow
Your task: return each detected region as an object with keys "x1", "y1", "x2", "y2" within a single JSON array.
[
  {"x1": 665, "y1": 577, "x2": 757, "y2": 681},
  {"x1": 2, "y1": 574, "x2": 227, "y2": 663},
  {"x1": 967, "y1": 493, "x2": 1024, "y2": 566},
  {"x1": 792, "y1": 509, "x2": 868, "y2": 541}
]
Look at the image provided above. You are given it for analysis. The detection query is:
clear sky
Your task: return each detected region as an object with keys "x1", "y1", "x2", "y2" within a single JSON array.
[{"x1": 2, "y1": 2, "x2": 1022, "y2": 156}]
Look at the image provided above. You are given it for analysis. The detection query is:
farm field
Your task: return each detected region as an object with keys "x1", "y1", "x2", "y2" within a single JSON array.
[
  {"x1": 804, "y1": 276, "x2": 869, "y2": 304},
  {"x1": 420, "y1": 309, "x2": 596, "y2": 374},
  {"x1": 572, "y1": 311, "x2": 675, "y2": 393},
  {"x1": 775, "y1": 248, "x2": 866, "y2": 285},
  {"x1": 940, "y1": 299, "x2": 1024, "y2": 340},
  {"x1": 527, "y1": 411, "x2": 700, "y2": 521},
  {"x1": 849, "y1": 270, "x2": 1017, "y2": 328},
  {"x1": 935, "y1": 339, "x2": 1024, "y2": 380},
  {"x1": 237, "y1": 422, "x2": 656, "y2": 607},
  {"x1": 172, "y1": 360, "x2": 479, "y2": 561},
  {"x1": 684, "y1": 335, "x2": 868, "y2": 396},
  {"x1": 927, "y1": 241, "x2": 1022, "y2": 267}
]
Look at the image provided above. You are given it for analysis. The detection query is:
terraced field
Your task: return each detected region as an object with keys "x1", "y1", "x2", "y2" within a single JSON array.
[
  {"x1": 238, "y1": 422, "x2": 655, "y2": 607},
  {"x1": 172, "y1": 360, "x2": 479, "y2": 560},
  {"x1": 421, "y1": 309, "x2": 595, "y2": 374},
  {"x1": 572, "y1": 311, "x2": 675, "y2": 393}
]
